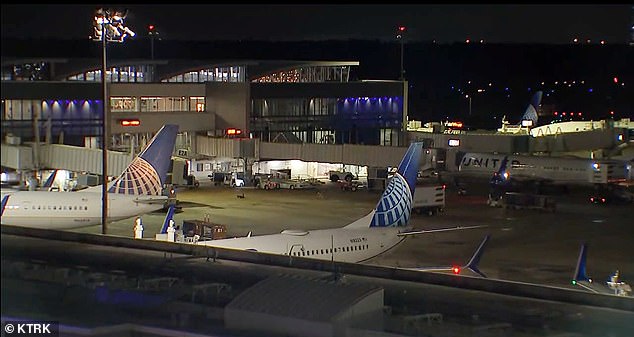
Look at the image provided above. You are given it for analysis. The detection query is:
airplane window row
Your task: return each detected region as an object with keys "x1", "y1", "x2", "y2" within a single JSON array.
[
  {"x1": 291, "y1": 244, "x2": 370, "y2": 257},
  {"x1": 28, "y1": 205, "x2": 88, "y2": 211}
]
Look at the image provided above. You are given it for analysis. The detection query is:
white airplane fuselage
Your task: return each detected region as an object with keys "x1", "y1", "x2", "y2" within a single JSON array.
[
  {"x1": 198, "y1": 213, "x2": 407, "y2": 263},
  {"x1": 458, "y1": 152, "x2": 610, "y2": 185},
  {"x1": 1, "y1": 190, "x2": 165, "y2": 229}
]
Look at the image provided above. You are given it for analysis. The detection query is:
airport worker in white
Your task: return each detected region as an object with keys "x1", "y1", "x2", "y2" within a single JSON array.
[
  {"x1": 167, "y1": 219, "x2": 176, "y2": 242},
  {"x1": 134, "y1": 217, "x2": 144, "y2": 239}
]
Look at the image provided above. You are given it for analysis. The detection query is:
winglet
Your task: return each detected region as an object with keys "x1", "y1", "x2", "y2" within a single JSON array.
[
  {"x1": 160, "y1": 203, "x2": 177, "y2": 234},
  {"x1": 573, "y1": 242, "x2": 591, "y2": 284},
  {"x1": 1, "y1": 195, "x2": 9, "y2": 217},
  {"x1": 463, "y1": 234, "x2": 490, "y2": 278}
]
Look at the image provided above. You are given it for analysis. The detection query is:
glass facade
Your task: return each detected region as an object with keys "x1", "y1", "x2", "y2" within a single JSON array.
[
  {"x1": 1, "y1": 99, "x2": 103, "y2": 146},
  {"x1": 3, "y1": 62, "x2": 51, "y2": 81},
  {"x1": 250, "y1": 96, "x2": 402, "y2": 145},
  {"x1": 252, "y1": 66, "x2": 351, "y2": 83},
  {"x1": 162, "y1": 66, "x2": 246, "y2": 83},
  {"x1": 67, "y1": 65, "x2": 154, "y2": 83},
  {"x1": 108, "y1": 96, "x2": 205, "y2": 113}
]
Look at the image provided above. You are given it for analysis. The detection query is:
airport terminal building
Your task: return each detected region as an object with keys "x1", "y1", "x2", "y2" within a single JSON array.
[
  {"x1": 1, "y1": 58, "x2": 407, "y2": 155},
  {"x1": 2, "y1": 53, "x2": 631, "y2": 186}
]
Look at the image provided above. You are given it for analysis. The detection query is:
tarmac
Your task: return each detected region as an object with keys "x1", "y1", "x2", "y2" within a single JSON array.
[{"x1": 71, "y1": 178, "x2": 634, "y2": 290}]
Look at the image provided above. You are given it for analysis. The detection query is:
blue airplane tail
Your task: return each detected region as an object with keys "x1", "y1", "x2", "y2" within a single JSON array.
[
  {"x1": 520, "y1": 91, "x2": 543, "y2": 126},
  {"x1": 369, "y1": 142, "x2": 423, "y2": 228},
  {"x1": 490, "y1": 156, "x2": 510, "y2": 187},
  {"x1": 573, "y1": 243, "x2": 591, "y2": 284},
  {"x1": 108, "y1": 124, "x2": 179, "y2": 196},
  {"x1": 42, "y1": 170, "x2": 57, "y2": 189}
]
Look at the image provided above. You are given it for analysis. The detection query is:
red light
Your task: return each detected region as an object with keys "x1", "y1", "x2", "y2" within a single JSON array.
[
  {"x1": 119, "y1": 119, "x2": 140, "y2": 126},
  {"x1": 148, "y1": 25, "x2": 155, "y2": 31},
  {"x1": 465, "y1": 39, "x2": 470, "y2": 43},
  {"x1": 452, "y1": 266, "x2": 461, "y2": 275},
  {"x1": 614, "y1": 77, "x2": 619, "y2": 83},
  {"x1": 398, "y1": 26, "x2": 406, "y2": 32},
  {"x1": 226, "y1": 128, "x2": 243, "y2": 137},
  {"x1": 562, "y1": 112, "x2": 566, "y2": 116},
  {"x1": 553, "y1": 111, "x2": 558, "y2": 115},
  {"x1": 610, "y1": 111, "x2": 614, "y2": 115},
  {"x1": 578, "y1": 112, "x2": 582, "y2": 116}
]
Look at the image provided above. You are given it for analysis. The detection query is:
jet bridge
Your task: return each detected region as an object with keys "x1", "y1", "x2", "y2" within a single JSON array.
[{"x1": 1, "y1": 143, "x2": 132, "y2": 176}]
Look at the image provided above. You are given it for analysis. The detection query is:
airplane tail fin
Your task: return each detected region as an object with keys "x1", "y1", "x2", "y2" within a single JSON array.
[
  {"x1": 42, "y1": 170, "x2": 57, "y2": 189},
  {"x1": 463, "y1": 234, "x2": 490, "y2": 278},
  {"x1": 520, "y1": 91, "x2": 542, "y2": 126},
  {"x1": 490, "y1": 156, "x2": 510, "y2": 187},
  {"x1": 343, "y1": 142, "x2": 423, "y2": 229},
  {"x1": 108, "y1": 124, "x2": 179, "y2": 196},
  {"x1": 370, "y1": 142, "x2": 423, "y2": 228},
  {"x1": 573, "y1": 242, "x2": 591, "y2": 284}
]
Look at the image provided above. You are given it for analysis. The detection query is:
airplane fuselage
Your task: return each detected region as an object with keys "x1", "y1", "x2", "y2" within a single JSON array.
[
  {"x1": 1, "y1": 190, "x2": 165, "y2": 229},
  {"x1": 197, "y1": 213, "x2": 408, "y2": 263},
  {"x1": 458, "y1": 152, "x2": 624, "y2": 185}
]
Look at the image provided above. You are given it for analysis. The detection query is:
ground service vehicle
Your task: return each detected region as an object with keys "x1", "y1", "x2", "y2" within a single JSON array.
[
  {"x1": 412, "y1": 184, "x2": 446, "y2": 216},
  {"x1": 500, "y1": 192, "x2": 556, "y2": 212},
  {"x1": 182, "y1": 219, "x2": 227, "y2": 241},
  {"x1": 329, "y1": 170, "x2": 355, "y2": 182},
  {"x1": 277, "y1": 179, "x2": 313, "y2": 190}
]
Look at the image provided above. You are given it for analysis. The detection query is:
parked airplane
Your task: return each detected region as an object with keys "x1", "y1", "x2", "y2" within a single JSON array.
[
  {"x1": 572, "y1": 243, "x2": 632, "y2": 297},
  {"x1": 195, "y1": 142, "x2": 485, "y2": 263},
  {"x1": 497, "y1": 91, "x2": 543, "y2": 133},
  {"x1": 456, "y1": 151, "x2": 628, "y2": 188},
  {"x1": 1, "y1": 124, "x2": 179, "y2": 229},
  {"x1": 0, "y1": 169, "x2": 57, "y2": 193}
]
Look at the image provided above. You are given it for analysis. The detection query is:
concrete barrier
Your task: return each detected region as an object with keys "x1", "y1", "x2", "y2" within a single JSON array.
[{"x1": 2, "y1": 224, "x2": 633, "y2": 312}]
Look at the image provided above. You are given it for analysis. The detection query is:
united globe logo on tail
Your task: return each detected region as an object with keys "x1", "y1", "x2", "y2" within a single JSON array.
[
  {"x1": 108, "y1": 157, "x2": 162, "y2": 195},
  {"x1": 107, "y1": 124, "x2": 179, "y2": 196},
  {"x1": 368, "y1": 142, "x2": 422, "y2": 228},
  {"x1": 370, "y1": 172, "x2": 413, "y2": 227}
]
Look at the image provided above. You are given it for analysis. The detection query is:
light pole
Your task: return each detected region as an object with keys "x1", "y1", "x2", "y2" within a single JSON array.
[
  {"x1": 465, "y1": 94, "x2": 472, "y2": 116},
  {"x1": 396, "y1": 26, "x2": 406, "y2": 81},
  {"x1": 93, "y1": 8, "x2": 135, "y2": 234},
  {"x1": 148, "y1": 24, "x2": 159, "y2": 60}
]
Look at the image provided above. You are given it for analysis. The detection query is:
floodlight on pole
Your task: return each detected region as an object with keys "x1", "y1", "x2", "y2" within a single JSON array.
[
  {"x1": 396, "y1": 25, "x2": 406, "y2": 81},
  {"x1": 92, "y1": 8, "x2": 135, "y2": 235},
  {"x1": 148, "y1": 24, "x2": 160, "y2": 60},
  {"x1": 465, "y1": 94, "x2": 472, "y2": 116}
]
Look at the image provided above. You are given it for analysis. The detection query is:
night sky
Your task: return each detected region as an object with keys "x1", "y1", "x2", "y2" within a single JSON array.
[{"x1": 1, "y1": 4, "x2": 632, "y2": 44}]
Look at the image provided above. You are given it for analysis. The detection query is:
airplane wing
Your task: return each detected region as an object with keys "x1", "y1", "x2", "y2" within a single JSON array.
[
  {"x1": 134, "y1": 196, "x2": 169, "y2": 204},
  {"x1": 397, "y1": 225, "x2": 487, "y2": 237},
  {"x1": 407, "y1": 235, "x2": 490, "y2": 277}
]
